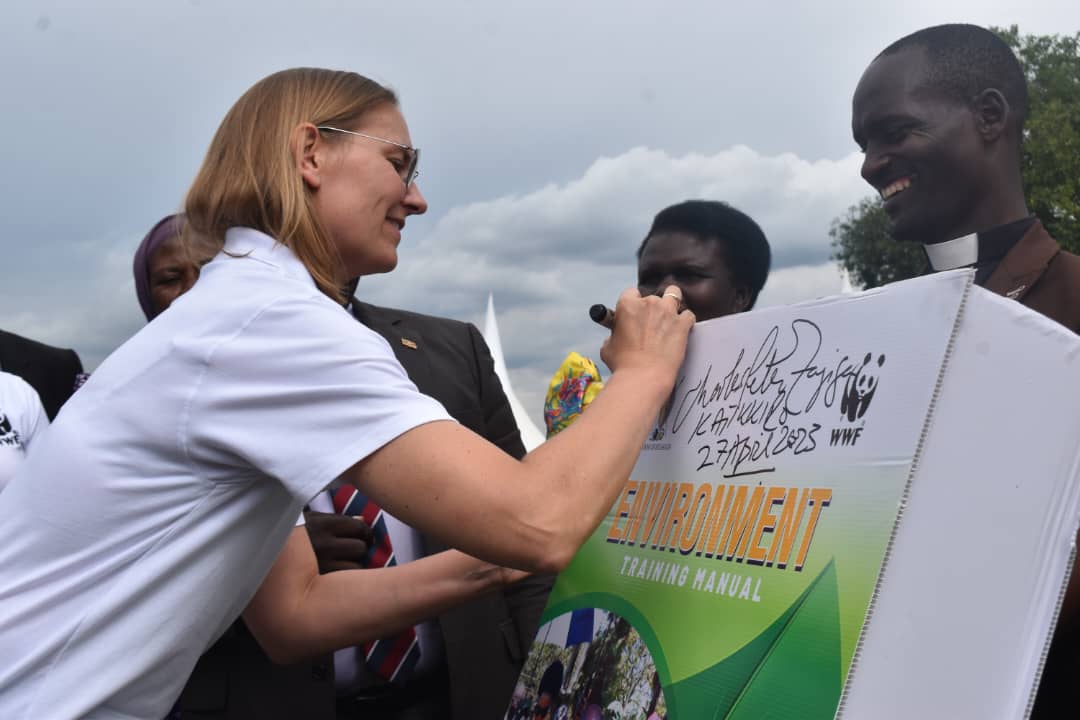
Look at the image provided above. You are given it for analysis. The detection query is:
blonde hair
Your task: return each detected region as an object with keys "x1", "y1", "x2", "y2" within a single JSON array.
[{"x1": 184, "y1": 68, "x2": 397, "y2": 302}]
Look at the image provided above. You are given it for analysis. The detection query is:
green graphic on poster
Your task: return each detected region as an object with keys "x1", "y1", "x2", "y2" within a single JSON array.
[{"x1": 509, "y1": 277, "x2": 969, "y2": 719}]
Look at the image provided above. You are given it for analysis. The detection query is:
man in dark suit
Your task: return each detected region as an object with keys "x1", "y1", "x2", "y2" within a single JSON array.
[
  {"x1": 0, "y1": 329, "x2": 84, "y2": 421},
  {"x1": 852, "y1": 23, "x2": 1080, "y2": 716},
  {"x1": 176, "y1": 300, "x2": 550, "y2": 720}
]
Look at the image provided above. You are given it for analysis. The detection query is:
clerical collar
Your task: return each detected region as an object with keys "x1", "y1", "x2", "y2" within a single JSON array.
[
  {"x1": 923, "y1": 216, "x2": 1037, "y2": 273},
  {"x1": 924, "y1": 234, "x2": 977, "y2": 271}
]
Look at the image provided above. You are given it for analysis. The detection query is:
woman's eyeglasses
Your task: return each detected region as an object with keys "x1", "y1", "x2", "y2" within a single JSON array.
[{"x1": 316, "y1": 126, "x2": 420, "y2": 187}]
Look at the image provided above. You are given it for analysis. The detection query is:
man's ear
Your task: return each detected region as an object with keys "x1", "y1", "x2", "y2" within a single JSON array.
[
  {"x1": 291, "y1": 123, "x2": 324, "y2": 190},
  {"x1": 973, "y1": 89, "x2": 1010, "y2": 144}
]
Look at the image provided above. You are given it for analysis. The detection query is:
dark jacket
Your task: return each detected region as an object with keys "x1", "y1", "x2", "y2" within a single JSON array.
[
  {"x1": 1001, "y1": 223, "x2": 1080, "y2": 718},
  {"x1": 0, "y1": 330, "x2": 83, "y2": 421},
  {"x1": 176, "y1": 301, "x2": 551, "y2": 719},
  {"x1": 980, "y1": 220, "x2": 1080, "y2": 334}
]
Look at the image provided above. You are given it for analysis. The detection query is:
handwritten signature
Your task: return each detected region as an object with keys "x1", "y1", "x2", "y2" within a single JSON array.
[{"x1": 664, "y1": 319, "x2": 876, "y2": 476}]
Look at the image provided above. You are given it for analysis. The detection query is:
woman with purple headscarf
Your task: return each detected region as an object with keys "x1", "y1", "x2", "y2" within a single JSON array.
[{"x1": 132, "y1": 214, "x2": 218, "y2": 320}]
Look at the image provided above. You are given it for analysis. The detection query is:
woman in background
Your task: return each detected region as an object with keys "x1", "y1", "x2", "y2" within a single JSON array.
[
  {"x1": 635, "y1": 199, "x2": 770, "y2": 320},
  {"x1": 545, "y1": 199, "x2": 770, "y2": 435},
  {"x1": 133, "y1": 213, "x2": 219, "y2": 320}
]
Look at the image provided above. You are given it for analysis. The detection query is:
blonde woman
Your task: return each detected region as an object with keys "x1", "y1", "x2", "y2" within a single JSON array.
[{"x1": 0, "y1": 68, "x2": 693, "y2": 719}]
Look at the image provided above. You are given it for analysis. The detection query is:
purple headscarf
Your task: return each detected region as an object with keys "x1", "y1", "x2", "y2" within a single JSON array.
[{"x1": 133, "y1": 214, "x2": 184, "y2": 321}]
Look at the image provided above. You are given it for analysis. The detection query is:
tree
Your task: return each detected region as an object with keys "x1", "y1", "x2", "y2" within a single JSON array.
[
  {"x1": 832, "y1": 26, "x2": 1080, "y2": 288},
  {"x1": 1004, "y1": 26, "x2": 1080, "y2": 250},
  {"x1": 830, "y1": 198, "x2": 924, "y2": 289}
]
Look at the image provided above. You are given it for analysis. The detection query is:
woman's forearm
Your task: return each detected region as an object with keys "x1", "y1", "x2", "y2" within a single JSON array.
[
  {"x1": 514, "y1": 365, "x2": 675, "y2": 565},
  {"x1": 244, "y1": 529, "x2": 512, "y2": 664},
  {"x1": 347, "y1": 289, "x2": 693, "y2": 575},
  {"x1": 349, "y1": 365, "x2": 675, "y2": 575}
]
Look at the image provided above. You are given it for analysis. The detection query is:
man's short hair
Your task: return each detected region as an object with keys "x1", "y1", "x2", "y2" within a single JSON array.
[
  {"x1": 637, "y1": 199, "x2": 772, "y2": 309},
  {"x1": 878, "y1": 24, "x2": 1028, "y2": 141}
]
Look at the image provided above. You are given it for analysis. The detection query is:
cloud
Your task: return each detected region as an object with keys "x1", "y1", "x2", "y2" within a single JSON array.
[
  {"x1": 0, "y1": 141, "x2": 868, "y2": 431},
  {"x1": 0, "y1": 230, "x2": 144, "y2": 369},
  {"x1": 412, "y1": 145, "x2": 866, "y2": 270},
  {"x1": 357, "y1": 144, "x2": 870, "y2": 422}
]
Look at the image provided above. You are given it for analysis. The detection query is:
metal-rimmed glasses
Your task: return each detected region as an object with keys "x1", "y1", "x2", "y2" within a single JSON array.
[{"x1": 316, "y1": 126, "x2": 420, "y2": 187}]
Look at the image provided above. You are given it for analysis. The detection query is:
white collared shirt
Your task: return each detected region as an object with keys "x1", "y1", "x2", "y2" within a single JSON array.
[{"x1": 0, "y1": 228, "x2": 451, "y2": 719}]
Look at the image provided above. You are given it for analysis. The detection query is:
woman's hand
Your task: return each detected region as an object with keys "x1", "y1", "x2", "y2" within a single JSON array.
[{"x1": 600, "y1": 284, "x2": 695, "y2": 385}]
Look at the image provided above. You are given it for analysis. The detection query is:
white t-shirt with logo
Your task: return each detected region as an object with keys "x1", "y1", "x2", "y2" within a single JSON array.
[
  {"x1": 0, "y1": 228, "x2": 452, "y2": 720},
  {"x1": 0, "y1": 371, "x2": 48, "y2": 492}
]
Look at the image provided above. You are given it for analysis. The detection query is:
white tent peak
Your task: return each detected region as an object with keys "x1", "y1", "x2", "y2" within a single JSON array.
[
  {"x1": 840, "y1": 268, "x2": 856, "y2": 294},
  {"x1": 482, "y1": 294, "x2": 546, "y2": 450}
]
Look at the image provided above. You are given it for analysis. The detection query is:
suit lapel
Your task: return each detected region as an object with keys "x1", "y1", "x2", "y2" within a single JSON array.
[{"x1": 983, "y1": 221, "x2": 1060, "y2": 302}]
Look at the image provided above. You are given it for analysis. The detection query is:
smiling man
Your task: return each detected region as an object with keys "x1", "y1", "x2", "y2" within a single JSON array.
[
  {"x1": 852, "y1": 24, "x2": 1080, "y2": 716},
  {"x1": 852, "y1": 24, "x2": 1080, "y2": 317}
]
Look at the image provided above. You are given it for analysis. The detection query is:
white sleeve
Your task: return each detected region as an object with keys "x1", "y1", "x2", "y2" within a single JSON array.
[
  {"x1": 185, "y1": 295, "x2": 452, "y2": 504},
  {"x1": 3, "y1": 374, "x2": 48, "y2": 453},
  {"x1": 19, "y1": 391, "x2": 48, "y2": 452}
]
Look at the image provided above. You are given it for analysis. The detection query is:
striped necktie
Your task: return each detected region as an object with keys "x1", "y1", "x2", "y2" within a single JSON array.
[{"x1": 332, "y1": 485, "x2": 420, "y2": 685}]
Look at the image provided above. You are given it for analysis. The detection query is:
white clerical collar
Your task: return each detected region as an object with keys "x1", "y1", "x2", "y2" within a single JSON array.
[{"x1": 924, "y1": 233, "x2": 978, "y2": 271}]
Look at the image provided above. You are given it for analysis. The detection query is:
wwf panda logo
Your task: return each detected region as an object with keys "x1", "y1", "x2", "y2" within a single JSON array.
[
  {"x1": 0, "y1": 413, "x2": 12, "y2": 437},
  {"x1": 840, "y1": 353, "x2": 885, "y2": 422}
]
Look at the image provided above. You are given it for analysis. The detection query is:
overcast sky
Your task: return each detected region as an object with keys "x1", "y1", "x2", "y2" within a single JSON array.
[{"x1": 3, "y1": 0, "x2": 1077, "y2": 423}]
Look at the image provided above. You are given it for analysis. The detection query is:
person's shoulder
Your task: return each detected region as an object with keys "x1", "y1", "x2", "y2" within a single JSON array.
[
  {"x1": 357, "y1": 301, "x2": 473, "y2": 333},
  {"x1": 0, "y1": 370, "x2": 43, "y2": 406},
  {"x1": 0, "y1": 329, "x2": 79, "y2": 363},
  {"x1": 164, "y1": 276, "x2": 389, "y2": 375},
  {"x1": 1050, "y1": 245, "x2": 1080, "y2": 276},
  {"x1": 353, "y1": 301, "x2": 481, "y2": 354},
  {"x1": 199, "y1": 252, "x2": 331, "y2": 303},
  {"x1": 1039, "y1": 230, "x2": 1080, "y2": 291},
  {"x1": 1029, "y1": 229, "x2": 1080, "y2": 333},
  {"x1": 1047, "y1": 246, "x2": 1080, "y2": 310},
  {"x1": 191, "y1": 260, "x2": 349, "y2": 329}
]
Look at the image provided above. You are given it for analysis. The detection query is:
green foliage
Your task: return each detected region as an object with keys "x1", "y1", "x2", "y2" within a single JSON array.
[
  {"x1": 832, "y1": 26, "x2": 1080, "y2": 288},
  {"x1": 829, "y1": 198, "x2": 925, "y2": 289},
  {"x1": 1001, "y1": 25, "x2": 1080, "y2": 253}
]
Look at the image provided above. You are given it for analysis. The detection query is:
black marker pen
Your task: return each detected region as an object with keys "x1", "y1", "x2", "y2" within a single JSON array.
[{"x1": 589, "y1": 303, "x2": 614, "y2": 329}]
